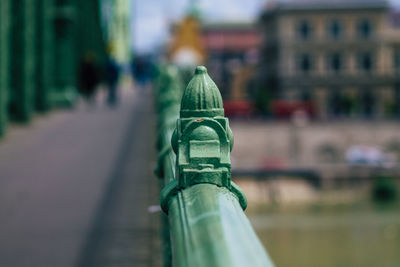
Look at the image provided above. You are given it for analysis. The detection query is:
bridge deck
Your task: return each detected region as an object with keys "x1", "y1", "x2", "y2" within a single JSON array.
[{"x1": 0, "y1": 89, "x2": 160, "y2": 267}]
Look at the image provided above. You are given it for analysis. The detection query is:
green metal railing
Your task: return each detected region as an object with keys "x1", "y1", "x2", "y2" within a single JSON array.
[
  {"x1": 155, "y1": 65, "x2": 274, "y2": 267},
  {"x1": 0, "y1": 0, "x2": 106, "y2": 137}
]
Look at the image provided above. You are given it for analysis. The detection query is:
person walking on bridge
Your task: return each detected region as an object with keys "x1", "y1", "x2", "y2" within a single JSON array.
[
  {"x1": 105, "y1": 56, "x2": 120, "y2": 107},
  {"x1": 78, "y1": 52, "x2": 100, "y2": 105}
]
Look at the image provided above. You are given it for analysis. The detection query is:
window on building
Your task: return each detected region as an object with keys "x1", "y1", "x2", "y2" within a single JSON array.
[
  {"x1": 361, "y1": 90, "x2": 375, "y2": 117},
  {"x1": 298, "y1": 21, "x2": 312, "y2": 40},
  {"x1": 301, "y1": 90, "x2": 312, "y2": 101},
  {"x1": 358, "y1": 52, "x2": 373, "y2": 72},
  {"x1": 357, "y1": 19, "x2": 372, "y2": 39},
  {"x1": 329, "y1": 91, "x2": 343, "y2": 116},
  {"x1": 328, "y1": 19, "x2": 342, "y2": 39},
  {"x1": 298, "y1": 54, "x2": 312, "y2": 73},
  {"x1": 327, "y1": 53, "x2": 342, "y2": 73}
]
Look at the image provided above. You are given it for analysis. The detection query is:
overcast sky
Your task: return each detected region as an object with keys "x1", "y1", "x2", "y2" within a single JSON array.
[{"x1": 131, "y1": 0, "x2": 400, "y2": 54}]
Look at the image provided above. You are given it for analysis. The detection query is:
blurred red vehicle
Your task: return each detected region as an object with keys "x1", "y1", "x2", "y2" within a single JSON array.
[
  {"x1": 270, "y1": 100, "x2": 316, "y2": 118},
  {"x1": 223, "y1": 100, "x2": 253, "y2": 116}
]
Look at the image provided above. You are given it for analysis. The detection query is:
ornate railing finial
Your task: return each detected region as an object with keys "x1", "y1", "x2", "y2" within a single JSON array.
[
  {"x1": 161, "y1": 66, "x2": 247, "y2": 213},
  {"x1": 180, "y1": 66, "x2": 224, "y2": 118}
]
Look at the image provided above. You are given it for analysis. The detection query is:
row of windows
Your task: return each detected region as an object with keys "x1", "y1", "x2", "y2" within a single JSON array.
[
  {"x1": 297, "y1": 19, "x2": 372, "y2": 40},
  {"x1": 298, "y1": 52, "x2": 373, "y2": 73}
]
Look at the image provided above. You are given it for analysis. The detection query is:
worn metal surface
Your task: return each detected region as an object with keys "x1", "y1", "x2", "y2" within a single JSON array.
[
  {"x1": 169, "y1": 184, "x2": 273, "y2": 267},
  {"x1": 155, "y1": 65, "x2": 274, "y2": 267}
]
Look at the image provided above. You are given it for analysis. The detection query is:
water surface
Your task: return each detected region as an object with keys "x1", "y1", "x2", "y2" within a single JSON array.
[{"x1": 248, "y1": 203, "x2": 400, "y2": 267}]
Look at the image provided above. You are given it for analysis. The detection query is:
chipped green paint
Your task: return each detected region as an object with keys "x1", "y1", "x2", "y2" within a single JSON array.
[{"x1": 160, "y1": 66, "x2": 246, "y2": 213}]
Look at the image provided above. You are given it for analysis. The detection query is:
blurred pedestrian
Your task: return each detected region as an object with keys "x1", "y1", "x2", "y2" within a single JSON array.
[
  {"x1": 132, "y1": 56, "x2": 149, "y2": 90},
  {"x1": 105, "y1": 56, "x2": 120, "y2": 107},
  {"x1": 78, "y1": 52, "x2": 100, "y2": 104}
]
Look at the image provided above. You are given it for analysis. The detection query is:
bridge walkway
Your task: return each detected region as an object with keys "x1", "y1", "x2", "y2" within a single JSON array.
[{"x1": 0, "y1": 88, "x2": 160, "y2": 267}]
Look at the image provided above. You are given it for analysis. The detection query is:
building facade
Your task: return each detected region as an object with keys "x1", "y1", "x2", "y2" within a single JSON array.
[
  {"x1": 202, "y1": 23, "x2": 261, "y2": 100},
  {"x1": 259, "y1": 0, "x2": 400, "y2": 118}
]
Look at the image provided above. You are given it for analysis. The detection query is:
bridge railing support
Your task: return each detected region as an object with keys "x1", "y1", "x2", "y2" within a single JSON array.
[{"x1": 155, "y1": 65, "x2": 274, "y2": 267}]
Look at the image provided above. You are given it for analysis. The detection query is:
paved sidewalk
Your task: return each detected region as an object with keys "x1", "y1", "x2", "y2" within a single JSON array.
[{"x1": 0, "y1": 89, "x2": 160, "y2": 267}]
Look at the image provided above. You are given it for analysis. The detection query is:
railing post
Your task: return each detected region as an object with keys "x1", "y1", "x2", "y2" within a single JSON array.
[
  {"x1": 161, "y1": 66, "x2": 246, "y2": 213},
  {"x1": 0, "y1": 0, "x2": 10, "y2": 135},
  {"x1": 35, "y1": 0, "x2": 54, "y2": 112},
  {"x1": 51, "y1": 0, "x2": 78, "y2": 107},
  {"x1": 158, "y1": 66, "x2": 274, "y2": 267},
  {"x1": 9, "y1": 0, "x2": 36, "y2": 122}
]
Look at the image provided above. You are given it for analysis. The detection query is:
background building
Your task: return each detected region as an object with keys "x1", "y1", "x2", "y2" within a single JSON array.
[
  {"x1": 167, "y1": 16, "x2": 261, "y2": 115},
  {"x1": 201, "y1": 22, "x2": 261, "y2": 101},
  {"x1": 259, "y1": 0, "x2": 400, "y2": 118}
]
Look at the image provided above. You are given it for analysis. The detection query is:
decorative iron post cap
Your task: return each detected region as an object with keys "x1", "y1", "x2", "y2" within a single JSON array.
[
  {"x1": 161, "y1": 65, "x2": 247, "y2": 214},
  {"x1": 180, "y1": 66, "x2": 224, "y2": 118}
]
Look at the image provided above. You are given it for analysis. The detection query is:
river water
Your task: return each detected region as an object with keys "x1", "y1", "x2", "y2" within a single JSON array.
[{"x1": 248, "y1": 202, "x2": 400, "y2": 267}]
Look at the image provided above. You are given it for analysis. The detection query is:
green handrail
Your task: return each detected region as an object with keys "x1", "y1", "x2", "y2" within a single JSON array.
[{"x1": 155, "y1": 65, "x2": 274, "y2": 267}]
